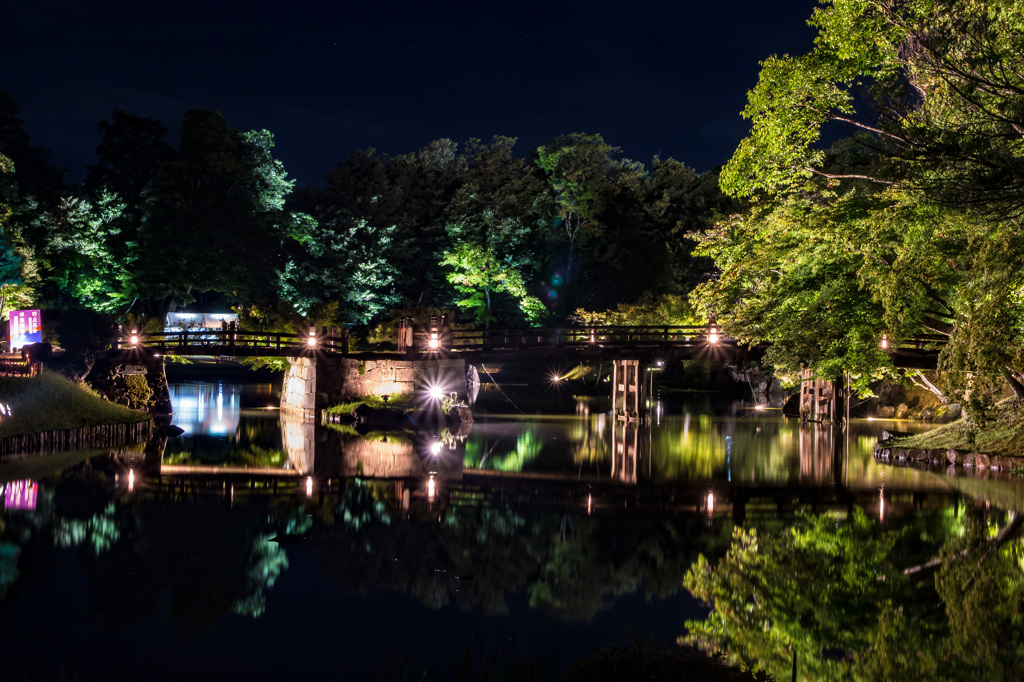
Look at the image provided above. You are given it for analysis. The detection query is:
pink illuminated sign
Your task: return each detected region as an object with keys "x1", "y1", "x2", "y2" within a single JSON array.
[{"x1": 8, "y1": 309, "x2": 42, "y2": 351}]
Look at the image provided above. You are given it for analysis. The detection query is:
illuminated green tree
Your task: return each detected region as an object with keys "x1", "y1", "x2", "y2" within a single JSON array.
[
  {"x1": 701, "y1": 0, "x2": 1024, "y2": 409},
  {"x1": 279, "y1": 216, "x2": 399, "y2": 324},
  {"x1": 441, "y1": 242, "x2": 545, "y2": 326},
  {"x1": 0, "y1": 151, "x2": 25, "y2": 321}
]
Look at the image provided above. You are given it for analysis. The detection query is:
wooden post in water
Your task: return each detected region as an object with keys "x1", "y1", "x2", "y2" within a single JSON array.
[
  {"x1": 612, "y1": 359, "x2": 642, "y2": 422},
  {"x1": 799, "y1": 368, "x2": 845, "y2": 423}
]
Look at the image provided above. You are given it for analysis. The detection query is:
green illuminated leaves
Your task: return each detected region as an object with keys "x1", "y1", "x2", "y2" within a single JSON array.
[{"x1": 440, "y1": 242, "x2": 545, "y2": 326}]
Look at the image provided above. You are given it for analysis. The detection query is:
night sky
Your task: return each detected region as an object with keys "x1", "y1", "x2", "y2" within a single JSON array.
[{"x1": 5, "y1": 1, "x2": 819, "y2": 187}]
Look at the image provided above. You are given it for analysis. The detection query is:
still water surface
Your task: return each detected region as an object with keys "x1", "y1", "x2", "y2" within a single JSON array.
[{"x1": 0, "y1": 379, "x2": 1020, "y2": 680}]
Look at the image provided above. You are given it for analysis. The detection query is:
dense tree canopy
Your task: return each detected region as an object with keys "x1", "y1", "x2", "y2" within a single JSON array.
[{"x1": 693, "y1": 0, "x2": 1024, "y2": 413}]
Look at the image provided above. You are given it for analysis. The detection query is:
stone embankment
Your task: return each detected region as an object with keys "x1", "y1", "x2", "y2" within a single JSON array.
[
  {"x1": 874, "y1": 430, "x2": 1022, "y2": 475},
  {"x1": 0, "y1": 420, "x2": 153, "y2": 458}
]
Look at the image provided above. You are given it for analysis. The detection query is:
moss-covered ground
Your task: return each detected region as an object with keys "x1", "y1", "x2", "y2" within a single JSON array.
[
  {"x1": 894, "y1": 399, "x2": 1024, "y2": 458},
  {"x1": 0, "y1": 370, "x2": 149, "y2": 438},
  {"x1": 323, "y1": 393, "x2": 415, "y2": 416}
]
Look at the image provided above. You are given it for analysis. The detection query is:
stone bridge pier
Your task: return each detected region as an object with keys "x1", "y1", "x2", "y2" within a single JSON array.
[{"x1": 280, "y1": 356, "x2": 468, "y2": 420}]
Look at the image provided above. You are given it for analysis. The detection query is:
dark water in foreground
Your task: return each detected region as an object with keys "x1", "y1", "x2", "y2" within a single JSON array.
[{"x1": 0, "y1": 380, "x2": 1021, "y2": 681}]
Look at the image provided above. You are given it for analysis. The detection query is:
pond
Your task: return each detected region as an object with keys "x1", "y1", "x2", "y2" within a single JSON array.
[{"x1": 0, "y1": 376, "x2": 1021, "y2": 681}]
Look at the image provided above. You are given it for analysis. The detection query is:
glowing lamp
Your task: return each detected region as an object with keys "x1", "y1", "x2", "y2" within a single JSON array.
[
  {"x1": 430, "y1": 441, "x2": 442, "y2": 457},
  {"x1": 880, "y1": 333, "x2": 889, "y2": 350},
  {"x1": 708, "y1": 324, "x2": 719, "y2": 345},
  {"x1": 307, "y1": 328, "x2": 317, "y2": 348},
  {"x1": 128, "y1": 469, "x2": 135, "y2": 493},
  {"x1": 130, "y1": 329, "x2": 139, "y2": 347},
  {"x1": 428, "y1": 332, "x2": 440, "y2": 350},
  {"x1": 306, "y1": 476, "x2": 313, "y2": 497},
  {"x1": 428, "y1": 385, "x2": 445, "y2": 401}
]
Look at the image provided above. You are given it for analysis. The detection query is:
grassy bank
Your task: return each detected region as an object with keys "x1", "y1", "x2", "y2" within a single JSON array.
[
  {"x1": 0, "y1": 370, "x2": 149, "y2": 438},
  {"x1": 893, "y1": 399, "x2": 1024, "y2": 458}
]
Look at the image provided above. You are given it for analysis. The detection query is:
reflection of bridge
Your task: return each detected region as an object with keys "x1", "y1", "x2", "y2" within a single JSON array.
[{"x1": 127, "y1": 410, "x2": 983, "y2": 524}]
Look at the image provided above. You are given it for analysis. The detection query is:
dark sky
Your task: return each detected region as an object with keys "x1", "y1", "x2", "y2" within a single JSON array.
[{"x1": 4, "y1": 1, "x2": 820, "y2": 187}]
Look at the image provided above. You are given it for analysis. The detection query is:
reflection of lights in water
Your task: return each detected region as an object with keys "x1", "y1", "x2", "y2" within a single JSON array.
[
  {"x1": 587, "y1": 494, "x2": 592, "y2": 515},
  {"x1": 726, "y1": 435, "x2": 732, "y2": 483},
  {"x1": 706, "y1": 491, "x2": 716, "y2": 515},
  {"x1": 306, "y1": 477, "x2": 313, "y2": 497},
  {"x1": 428, "y1": 474, "x2": 436, "y2": 502},
  {"x1": 128, "y1": 469, "x2": 135, "y2": 493},
  {"x1": 169, "y1": 382, "x2": 242, "y2": 437},
  {"x1": 4, "y1": 480, "x2": 38, "y2": 510},
  {"x1": 879, "y1": 487, "x2": 885, "y2": 522}
]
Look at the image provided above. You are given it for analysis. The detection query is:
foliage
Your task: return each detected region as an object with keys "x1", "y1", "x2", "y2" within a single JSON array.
[
  {"x1": 689, "y1": 171, "x2": 901, "y2": 394},
  {"x1": 133, "y1": 110, "x2": 308, "y2": 315},
  {"x1": 123, "y1": 374, "x2": 153, "y2": 409},
  {"x1": 535, "y1": 133, "x2": 621, "y2": 284},
  {"x1": 279, "y1": 216, "x2": 400, "y2": 325},
  {"x1": 441, "y1": 242, "x2": 546, "y2": 326},
  {"x1": 323, "y1": 394, "x2": 414, "y2": 415},
  {"x1": 162, "y1": 354, "x2": 194, "y2": 365},
  {"x1": 683, "y1": 510, "x2": 918, "y2": 680},
  {"x1": 684, "y1": 507, "x2": 1024, "y2": 681},
  {"x1": 706, "y1": 0, "x2": 1024, "y2": 415},
  {"x1": 237, "y1": 356, "x2": 288, "y2": 373},
  {"x1": 933, "y1": 516, "x2": 1024, "y2": 680},
  {"x1": 574, "y1": 292, "x2": 697, "y2": 326}
]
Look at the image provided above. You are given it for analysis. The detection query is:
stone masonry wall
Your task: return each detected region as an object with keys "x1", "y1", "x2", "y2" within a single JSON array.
[{"x1": 280, "y1": 356, "x2": 466, "y2": 420}]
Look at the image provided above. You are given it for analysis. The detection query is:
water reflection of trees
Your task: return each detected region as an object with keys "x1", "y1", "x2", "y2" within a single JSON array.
[
  {"x1": 0, "y1": 461, "x2": 287, "y2": 630},
  {"x1": 684, "y1": 508, "x2": 1024, "y2": 681},
  {"x1": 285, "y1": 479, "x2": 728, "y2": 621}
]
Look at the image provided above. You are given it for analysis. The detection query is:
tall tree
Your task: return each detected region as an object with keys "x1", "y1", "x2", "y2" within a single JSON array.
[
  {"x1": 535, "y1": 133, "x2": 624, "y2": 285},
  {"x1": 702, "y1": 0, "x2": 1024, "y2": 413},
  {"x1": 134, "y1": 110, "x2": 306, "y2": 318},
  {"x1": 0, "y1": 151, "x2": 27, "y2": 321}
]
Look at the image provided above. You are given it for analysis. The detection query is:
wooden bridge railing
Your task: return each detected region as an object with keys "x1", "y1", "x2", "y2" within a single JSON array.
[
  {"x1": 119, "y1": 329, "x2": 349, "y2": 356},
  {"x1": 119, "y1": 324, "x2": 948, "y2": 360},
  {"x1": 0, "y1": 356, "x2": 40, "y2": 377},
  {"x1": 446, "y1": 325, "x2": 716, "y2": 351}
]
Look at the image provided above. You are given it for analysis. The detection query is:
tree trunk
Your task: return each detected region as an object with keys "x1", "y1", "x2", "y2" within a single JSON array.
[
  {"x1": 484, "y1": 287, "x2": 491, "y2": 330},
  {"x1": 1003, "y1": 368, "x2": 1024, "y2": 398},
  {"x1": 903, "y1": 514, "x2": 1024, "y2": 577}
]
